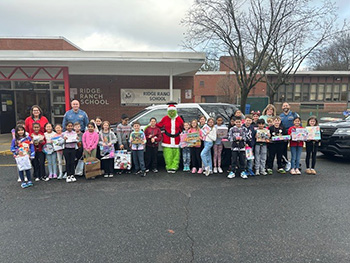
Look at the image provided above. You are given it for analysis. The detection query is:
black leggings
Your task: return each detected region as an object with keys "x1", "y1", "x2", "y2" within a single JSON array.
[
  {"x1": 190, "y1": 147, "x2": 202, "y2": 169},
  {"x1": 305, "y1": 141, "x2": 318, "y2": 169},
  {"x1": 63, "y1": 148, "x2": 76, "y2": 176}
]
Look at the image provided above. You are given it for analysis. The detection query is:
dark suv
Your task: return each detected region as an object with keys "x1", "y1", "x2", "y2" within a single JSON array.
[{"x1": 319, "y1": 116, "x2": 350, "y2": 158}]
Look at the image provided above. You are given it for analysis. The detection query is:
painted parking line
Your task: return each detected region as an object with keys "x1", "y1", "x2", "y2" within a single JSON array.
[{"x1": 0, "y1": 164, "x2": 16, "y2": 167}]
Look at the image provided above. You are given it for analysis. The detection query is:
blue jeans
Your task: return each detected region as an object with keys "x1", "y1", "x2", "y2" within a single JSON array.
[
  {"x1": 290, "y1": 146, "x2": 302, "y2": 169},
  {"x1": 201, "y1": 141, "x2": 213, "y2": 170},
  {"x1": 19, "y1": 169, "x2": 32, "y2": 182},
  {"x1": 182, "y1": 147, "x2": 191, "y2": 167},
  {"x1": 132, "y1": 150, "x2": 145, "y2": 172},
  {"x1": 46, "y1": 152, "x2": 57, "y2": 175}
]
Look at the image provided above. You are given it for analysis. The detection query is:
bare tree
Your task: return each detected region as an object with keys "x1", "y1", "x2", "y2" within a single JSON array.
[
  {"x1": 308, "y1": 34, "x2": 350, "y2": 71},
  {"x1": 182, "y1": 0, "x2": 344, "y2": 109},
  {"x1": 216, "y1": 74, "x2": 239, "y2": 103}
]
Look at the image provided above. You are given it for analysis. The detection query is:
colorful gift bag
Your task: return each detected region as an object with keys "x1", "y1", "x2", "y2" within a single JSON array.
[
  {"x1": 114, "y1": 150, "x2": 132, "y2": 170},
  {"x1": 245, "y1": 146, "x2": 254, "y2": 160},
  {"x1": 15, "y1": 155, "x2": 32, "y2": 171}
]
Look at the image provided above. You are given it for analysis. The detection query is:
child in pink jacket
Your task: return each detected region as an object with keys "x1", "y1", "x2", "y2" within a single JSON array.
[{"x1": 83, "y1": 122, "x2": 99, "y2": 158}]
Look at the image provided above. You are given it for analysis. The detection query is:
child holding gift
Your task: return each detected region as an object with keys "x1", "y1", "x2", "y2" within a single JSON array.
[
  {"x1": 305, "y1": 116, "x2": 319, "y2": 175},
  {"x1": 288, "y1": 117, "x2": 304, "y2": 175},
  {"x1": 11, "y1": 125, "x2": 35, "y2": 188},
  {"x1": 129, "y1": 121, "x2": 147, "y2": 177}
]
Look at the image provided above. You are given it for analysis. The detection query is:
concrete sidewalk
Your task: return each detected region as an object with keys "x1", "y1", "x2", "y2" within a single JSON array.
[{"x1": 0, "y1": 133, "x2": 12, "y2": 156}]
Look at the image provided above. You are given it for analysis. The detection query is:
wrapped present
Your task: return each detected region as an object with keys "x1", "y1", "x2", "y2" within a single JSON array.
[{"x1": 114, "y1": 150, "x2": 132, "y2": 170}]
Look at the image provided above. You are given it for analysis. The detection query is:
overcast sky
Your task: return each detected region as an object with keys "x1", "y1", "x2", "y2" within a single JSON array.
[{"x1": 0, "y1": 0, "x2": 349, "y2": 52}]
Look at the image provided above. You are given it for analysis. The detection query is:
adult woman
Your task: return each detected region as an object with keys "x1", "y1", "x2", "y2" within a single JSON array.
[
  {"x1": 25, "y1": 105, "x2": 49, "y2": 134},
  {"x1": 259, "y1": 104, "x2": 276, "y2": 124}
]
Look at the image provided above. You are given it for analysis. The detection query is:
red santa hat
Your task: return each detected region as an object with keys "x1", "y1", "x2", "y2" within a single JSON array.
[{"x1": 167, "y1": 104, "x2": 176, "y2": 111}]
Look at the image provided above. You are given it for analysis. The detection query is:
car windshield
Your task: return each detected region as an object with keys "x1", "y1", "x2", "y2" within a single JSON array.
[
  {"x1": 129, "y1": 109, "x2": 149, "y2": 122},
  {"x1": 199, "y1": 104, "x2": 237, "y2": 123}
]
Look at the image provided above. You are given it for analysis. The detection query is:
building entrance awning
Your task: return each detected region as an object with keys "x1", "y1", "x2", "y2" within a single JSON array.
[{"x1": 0, "y1": 50, "x2": 205, "y2": 76}]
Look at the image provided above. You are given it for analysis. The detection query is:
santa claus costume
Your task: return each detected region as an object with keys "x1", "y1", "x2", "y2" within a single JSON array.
[{"x1": 156, "y1": 104, "x2": 184, "y2": 173}]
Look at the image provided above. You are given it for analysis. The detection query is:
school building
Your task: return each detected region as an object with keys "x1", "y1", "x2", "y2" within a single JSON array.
[
  {"x1": 0, "y1": 37, "x2": 205, "y2": 133},
  {"x1": 194, "y1": 57, "x2": 350, "y2": 114}
]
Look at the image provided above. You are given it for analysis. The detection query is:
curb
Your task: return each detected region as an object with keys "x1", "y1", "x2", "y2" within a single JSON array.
[{"x1": 0, "y1": 150, "x2": 12, "y2": 156}]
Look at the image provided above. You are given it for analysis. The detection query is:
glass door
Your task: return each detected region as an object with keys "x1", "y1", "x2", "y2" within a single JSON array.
[{"x1": 0, "y1": 91, "x2": 16, "y2": 133}]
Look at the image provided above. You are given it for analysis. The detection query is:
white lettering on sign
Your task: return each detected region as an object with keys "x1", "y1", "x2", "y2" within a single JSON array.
[
  {"x1": 79, "y1": 88, "x2": 109, "y2": 105},
  {"x1": 121, "y1": 89, "x2": 181, "y2": 106}
]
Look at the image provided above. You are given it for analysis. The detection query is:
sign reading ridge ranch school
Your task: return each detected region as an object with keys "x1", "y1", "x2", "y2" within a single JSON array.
[{"x1": 121, "y1": 89, "x2": 181, "y2": 106}]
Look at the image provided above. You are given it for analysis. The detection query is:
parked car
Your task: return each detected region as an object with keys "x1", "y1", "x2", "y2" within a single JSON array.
[
  {"x1": 319, "y1": 115, "x2": 350, "y2": 158},
  {"x1": 128, "y1": 103, "x2": 239, "y2": 129}
]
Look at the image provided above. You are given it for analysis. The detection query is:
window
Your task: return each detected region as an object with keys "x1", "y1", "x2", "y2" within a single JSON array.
[
  {"x1": 325, "y1": 84, "x2": 332, "y2": 101},
  {"x1": 277, "y1": 84, "x2": 286, "y2": 102},
  {"x1": 137, "y1": 109, "x2": 167, "y2": 126},
  {"x1": 294, "y1": 84, "x2": 301, "y2": 101},
  {"x1": 177, "y1": 108, "x2": 203, "y2": 123},
  {"x1": 317, "y1": 84, "x2": 324, "y2": 101},
  {"x1": 286, "y1": 85, "x2": 293, "y2": 101},
  {"x1": 0, "y1": 81, "x2": 11, "y2": 90},
  {"x1": 310, "y1": 84, "x2": 317, "y2": 101},
  {"x1": 200, "y1": 104, "x2": 238, "y2": 123},
  {"x1": 333, "y1": 85, "x2": 340, "y2": 101},
  {"x1": 302, "y1": 84, "x2": 309, "y2": 101},
  {"x1": 341, "y1": 84, "x2": 348, "y2": 101},
  {"x1": 199, "y1": 81, "x2": 204, "y2": 87}
]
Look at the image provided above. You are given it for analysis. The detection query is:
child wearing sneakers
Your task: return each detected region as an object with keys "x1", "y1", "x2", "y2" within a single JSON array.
[
  {"x1": 63, "y1": 122, "x2": 78, "y2": 183},
  {"x1": 189, "y1": 119, "x2": 204, "y2": 174},
  {"x1": 201, "y1": 118, "x2": 217, "y2": 176},
  {"x1": 288, "y1": 117, "x2": 304, "y2": 175},
  {"x1": 44, "y1": 123, "x2": 57, "y2": 179},
  {"x1": 99, "y1": 121, "x2": 117, "y2": 178},
  {"x1": 30, "y1": 123, "x2": 47, "y2": 182},
  {"x1": 180, "y1": 122, "x2": 191, "y2": 172},
  {"x1": 54, "y1": 124, "x2": 65, "y2": 180},
  {"x1": 227, "y1": 117, "x2": 249, "y2": 179},
  {"x1": 305, "y1": 116, "x2": 319, "y2": 175},
  {"x1": 243, "y1": 115, "x2": 255, "y2": 176},
  {"x1": 267, "y1": 116, "x2": 287, "y2": 174},
  {"x1": 213, "y1": 116, "x2": 226, "y2": 174},
  {"x1": 254, "y1": 119, "x2": 270, "y2": 176},
  {"x1": 11, "y1": 125, "x2": 35, "y2": 188},
  {"x1": 144, "y1": 117, "x2": 162, "y2": 173},
  {"x1": 129, "y1": 121, "x2": 147, "y2": 177}
]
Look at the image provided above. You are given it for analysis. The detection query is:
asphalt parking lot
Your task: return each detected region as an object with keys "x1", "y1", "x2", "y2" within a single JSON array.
[{"x1": 1, "y1": 153, "x2": 350, "y2": 263}]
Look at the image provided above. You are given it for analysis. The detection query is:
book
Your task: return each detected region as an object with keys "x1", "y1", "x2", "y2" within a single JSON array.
[
  {"x1": 306, "y1": 126, "x2": 321, "y2": 140},
  {"x1": 291, "y1": 128, "x2": 308, "y2": 141}
]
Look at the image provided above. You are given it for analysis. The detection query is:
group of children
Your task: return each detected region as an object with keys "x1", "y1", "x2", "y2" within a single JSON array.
[
  {"x1": 179, "y1": 112, "x2": 320, "y2": 180},
  {"x1": 10, "y1": 110, "x2": 320, "y2": 189}
]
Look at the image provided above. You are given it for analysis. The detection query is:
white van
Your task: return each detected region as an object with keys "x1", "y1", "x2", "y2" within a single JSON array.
[{"x1": 129, "y1": 103, "x2": 239, "y2": 129}]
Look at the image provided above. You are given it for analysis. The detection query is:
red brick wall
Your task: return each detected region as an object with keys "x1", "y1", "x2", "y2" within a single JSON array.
[
  {"x1": 69, "y1": 75, "x2": 193, "y2": 123},
  {"x1": 0, "y1": 38, "x2": 80, "y2": 50}
]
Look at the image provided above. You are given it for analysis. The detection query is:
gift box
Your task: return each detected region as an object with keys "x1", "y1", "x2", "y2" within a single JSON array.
[{"x1": 84, "y1": 157, "x2": 102, "y2": 178}]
